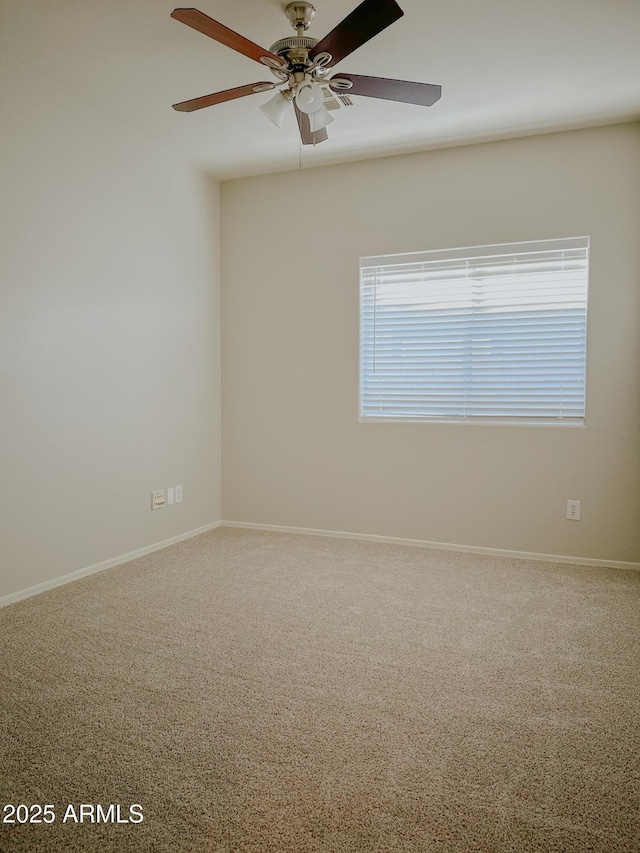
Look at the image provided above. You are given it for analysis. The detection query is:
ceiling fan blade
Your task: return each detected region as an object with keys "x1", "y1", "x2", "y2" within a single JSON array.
[
  {"x1": 173, "y1": 82, "x2": 275, "y2": 112},
  {"x1": 171, "y1": 8, "x2": 285, "y2": 68},
  {"x1": 309, "y1": 0, "x2": 403, "y2": 67},
  {"x1": 294, "y1": 105, "x2": 329, "y2": 145},
  {"x1": 330, "y1": 74, "x2": 441, "y2": 106}
]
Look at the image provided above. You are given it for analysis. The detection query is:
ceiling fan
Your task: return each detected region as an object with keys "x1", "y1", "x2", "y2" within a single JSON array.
[{"x1": 171, "y1": 0, "x2": 441, "y2": 144}]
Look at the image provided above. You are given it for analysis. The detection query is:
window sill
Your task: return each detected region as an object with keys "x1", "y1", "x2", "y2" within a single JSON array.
[{"x1": 359, "y1": 416, "x2": 586, "y2": 427}]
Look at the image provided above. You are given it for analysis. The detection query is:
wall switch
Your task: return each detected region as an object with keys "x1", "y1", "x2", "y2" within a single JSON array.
[
  {"x1": 151, "y1": 490, "x2": 165, "y2": 510},
  {"x1": 567, "y1": 499, "x2": 581, "y2": 520},
  {"x1": 167, "y1": 487, "x2": 175, "y2": 505},
  {"x1": 175, "y1": 485, "x2": 183, "y2": 503}
]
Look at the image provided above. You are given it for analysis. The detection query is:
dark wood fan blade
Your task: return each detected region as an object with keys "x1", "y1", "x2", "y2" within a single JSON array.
[
  {"x1": 309, "y1": 0, "x2": 403, "y2": 66},
  {"x1": 294, "y1": 105, "x2": 329, "y2": 145},
  {"x1": 173, "y1": 82, "x2": 275, "y2": 112},
  {"x1": 171, "y1": 8, "x2": 285, "y2": 67},
  {"x1": 330, "y1": 73, "x2": 441, "y2": 106}
]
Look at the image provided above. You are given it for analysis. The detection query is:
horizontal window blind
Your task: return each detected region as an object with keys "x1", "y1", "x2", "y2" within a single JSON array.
[{"x1": 360, "y1": 237, "x2": 589, "y2": 423}]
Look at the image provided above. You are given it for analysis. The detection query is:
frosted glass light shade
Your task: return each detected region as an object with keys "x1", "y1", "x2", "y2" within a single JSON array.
[
  {"x1": 260, "y1": 91, "x2": 291, "y2": 127},
  {"x1": 295, "y1": 81, "x2": 325, "y2": 115},
  {"x1": 308, "y1": 106, "x2": 334, "y2": 132}
]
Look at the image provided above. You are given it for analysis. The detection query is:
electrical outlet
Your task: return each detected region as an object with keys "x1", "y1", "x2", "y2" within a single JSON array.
[
  {"x1": 567, "y1": 499, "x2": 581, "y2": 520},
  {"x1": 151, "y1": 490, "x2": 165, "y2": 510},
  {"x1": 175, "y1": 485, "x2": 183, "y2": 503}
]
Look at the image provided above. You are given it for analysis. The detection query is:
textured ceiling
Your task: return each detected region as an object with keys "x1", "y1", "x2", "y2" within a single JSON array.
[{"x1": 2, "y1": 0, "x2": 639, "y2": 179}]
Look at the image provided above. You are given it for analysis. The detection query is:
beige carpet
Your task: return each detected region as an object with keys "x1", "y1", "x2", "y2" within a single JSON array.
[{"x1": 1, "y1": 527, "x2": 639, "y2": 853}]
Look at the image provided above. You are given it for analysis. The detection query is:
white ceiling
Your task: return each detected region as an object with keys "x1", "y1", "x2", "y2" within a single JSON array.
[{"x1": 2, "y1": 0, "x2": 639, "y2": 180}]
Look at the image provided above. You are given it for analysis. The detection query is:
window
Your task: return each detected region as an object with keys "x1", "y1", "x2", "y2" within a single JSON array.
[{"x1": 360, "y1": 237, "x2": 589, "y2": 424}]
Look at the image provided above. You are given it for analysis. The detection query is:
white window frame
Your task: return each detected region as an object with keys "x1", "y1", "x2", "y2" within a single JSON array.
[{"x1": 359, "y1": 237, "x2": 589, "y2": 426}]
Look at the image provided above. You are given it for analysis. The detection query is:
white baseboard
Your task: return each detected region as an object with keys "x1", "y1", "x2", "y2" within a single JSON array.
[
  {"x1": 0, "y1": 522, "x2": 222, "y2": 608},
  {"x1": 4, "y1": 518, "x2": 637, "y2": 609},
  {"x1": 221, "y1": 520, "x2": 640, "y2": 570}
]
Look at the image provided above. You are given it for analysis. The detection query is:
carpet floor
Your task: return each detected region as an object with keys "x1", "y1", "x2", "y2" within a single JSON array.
[{"x1": 1, "y1": 527, "x2": 639, "y2": 852}]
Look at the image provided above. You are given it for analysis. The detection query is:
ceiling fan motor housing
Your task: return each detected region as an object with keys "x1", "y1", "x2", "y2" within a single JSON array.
[{"x1": 268, "y1": 36, "x2": 318, "y2": 71}]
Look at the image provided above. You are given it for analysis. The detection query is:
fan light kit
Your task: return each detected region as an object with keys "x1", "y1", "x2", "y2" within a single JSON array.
[{"x1": 171, "y1": 0, "x2": 441, "y2": 145}]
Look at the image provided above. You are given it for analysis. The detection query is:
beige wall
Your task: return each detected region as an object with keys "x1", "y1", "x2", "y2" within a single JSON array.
[
  {"x1": 0, "y1": 57, "x2": 221, "y2": 599},
  {"x1": 221, "y1": 123, "x2": 640, "y2": 562}
]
